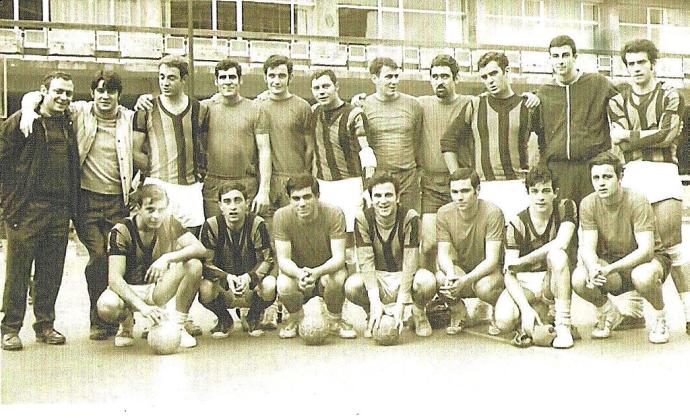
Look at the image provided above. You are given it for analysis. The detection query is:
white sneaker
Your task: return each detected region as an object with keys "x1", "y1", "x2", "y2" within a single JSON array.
[
  {"x1": 591, "y1": 307, "x2": 621, "y2": 339},
  {"x1": 446, "y1": 301, "x2": 467, "y2": 335},
  {"x1": 487, "y1": 321, "x2": 501, "y2": 336},
  {"x1": 279, "y1": 320, "x2": 298, "y2": 339},
  {"x1": 648, "y1": 316, "x2": 670, "y2": 344},
  {"x1": 552, "y1": 324, "x2": 574, "y2": 349},
  {"x1": 179, "y1": 328, "x2": 197, "y2": 348},
  {"x1": 412, "y1": 305, "x2": 433, "y2": 337},
  {"x1": 114, "y1": 313, "x2": 134, "y2": 347},
  {"x1": 329, "y1": 317, "x2": 357, "y2": 339}
]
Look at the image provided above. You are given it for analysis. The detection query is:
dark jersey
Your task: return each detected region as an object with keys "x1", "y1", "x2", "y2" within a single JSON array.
[{"x1": 354, "y1": 206, "x2": 420, "y2": 272}]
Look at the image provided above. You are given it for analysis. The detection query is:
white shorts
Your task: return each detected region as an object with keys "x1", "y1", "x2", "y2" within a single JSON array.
[
  {"x1": 479, "y1": 179, "x2": 529, "y2": 221},
  {"x1": 129, "y1": 284, "x2": 156, "y2": 306},
  {"x1": 317, "y1": 177, "x2": 363, "y2": 232},
  {"x1": 621, "y1": 161, "x2": 683, "y2": 204},
  {"x1": 516, "y1": 272, "x2": 547, "y2": 299},
  {"x1": 144, "y1": 177, "x2": 205, "y2": 228}
]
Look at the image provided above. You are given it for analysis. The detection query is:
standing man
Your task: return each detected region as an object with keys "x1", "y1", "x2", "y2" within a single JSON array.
[
  {"x1": 609, "y1": 39, "x2": 690, "y2": 334},
  {"x1": 1, "y1": 72, "x2": 80, "y2": 351},
  {"x1": 362, "y1": 57, "x2": 424, "y2": 213},
  {"x1": 572, "y1": 152, "x2": 671, "y2": 344},
  {"x1": 534, "y1": 35, "x2": 618, "y2": 206},
  {"x1": 418, "y1": 54, "x2": 473, "y2": 270},
  {"x1": 133, "y1": 54, "x2": 208, "y2": 336},
  {"x1": 274, "y1": 175, "x2": 355, "y2": 339},
  {"x1": 19, "y1": 71, "x2": 141, "y2": 341},
  {"x1": 441, "y1": 51, "x2": 535, "y2": 221},
  {"x1": 436, "y1": 169, "x2": 505, "y2": 335}
]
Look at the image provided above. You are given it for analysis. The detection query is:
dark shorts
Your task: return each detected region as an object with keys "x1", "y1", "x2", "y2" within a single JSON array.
[
  {"x1": 267, "y1": 174, "x2": 294, "y2": 218},
  {"x1": 421, "y1": 172, "x2": 450, "y2": 214},
  {"x1": 203, "y1": 175, "x2": 258, "y2": 219},
  {"x1": 604, "y1": 254, "x2": 670, "y2": 296},
  {"x1": 547, "y1": 160, "x2": 593, "y2": 207}
]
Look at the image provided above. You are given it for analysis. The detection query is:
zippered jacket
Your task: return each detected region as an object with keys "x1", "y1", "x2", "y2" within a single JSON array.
[{"x1": 535, "y1": 72, "x2": 617, "y2": 162}]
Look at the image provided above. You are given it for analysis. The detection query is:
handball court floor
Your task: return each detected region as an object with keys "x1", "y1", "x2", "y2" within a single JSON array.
[{"x1": 2, "y1": 228, "x2": 690, "y2": 417}]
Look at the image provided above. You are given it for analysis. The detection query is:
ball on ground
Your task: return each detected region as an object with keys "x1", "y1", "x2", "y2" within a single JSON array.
[
  {"x1": 148, "y1": 322, "x2": 181, "y2": 355},
  {"x1": 298, "y1": 314, "x2": 329, "y2": 346},
  {"x1": 373, "y1": 314, "x2": 400, "y2": 346}
]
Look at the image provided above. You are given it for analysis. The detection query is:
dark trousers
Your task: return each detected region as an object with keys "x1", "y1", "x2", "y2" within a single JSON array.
[
  {"x1": 74, "y1": 190, "x2": 128, "y2": 328},
  {"x1": 547, "y1": 160, "x2": 594, "y2": 207},
  {"x1": 1, "y1": 201, "x2": 70, "y2": 335}
]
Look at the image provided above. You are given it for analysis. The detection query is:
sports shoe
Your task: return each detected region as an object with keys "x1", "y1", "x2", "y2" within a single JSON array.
[
  {"x1": 2, "y1": 333, "x2": 23, "y2": 351},
  {"x1": 179, "y1": 328, "x2": 197, "y2": 348},
  {"x1": 552, "y1": 324, "x2": 574, "y2": 349},
  {"x1": 648, "y1": 316, "x2": 669, "y2": 344},
  {"x1": 210, "y1": 318, "x2": 234, "y2": 339},
  {"x1": 487, "y1": 321, "x2": 501, "y2": 336},
  {"x1": 329, "y1": 318, "x2": 357, "y2": 339},
  {"x1": 446, "y1": 301, "x2": 467, "y2": 335},
  {"x1": 412, "y1": 305, "x2": 433, "y2": 337},
  {"x1": 260, "y1": 303, "x2": 280, "y2": 330},
  {"x1": 591, "y1": 307, "x2": 622, "y2": 339},
  {"x1": 279, "y1": 320, "x2": 298, "y2": 339},
  {"x1": 114, "y1": 324, "x2": 134, "y2": 347},
  {"x1": 36, "y1": 328, "x2": 66, "y2": 345},
  {"x1": 246, "y1": 319, "x2": 265, "y2": 337},
  {"x1": 184, "y1": 319, "x2": 203, "y2": 337}
]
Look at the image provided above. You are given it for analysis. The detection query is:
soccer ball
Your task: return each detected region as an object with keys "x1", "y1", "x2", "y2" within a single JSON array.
[
  {"x1": 148, "y1": 322, "x2": 181, "y2": 355},
  {"x1": 298, "y1": 314, "x2": 329, "y2": 346},
  {"x1": 373, "y1": 314, "x2": 400, "y2": 346}
]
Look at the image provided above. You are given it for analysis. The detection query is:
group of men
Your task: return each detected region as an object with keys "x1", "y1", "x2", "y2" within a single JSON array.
[{"x1": 2, "y1": 33, "x2": 690, "y2": 352}]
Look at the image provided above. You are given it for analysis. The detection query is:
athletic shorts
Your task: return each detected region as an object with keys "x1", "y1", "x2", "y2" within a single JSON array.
[
  {"x1": 393, "y1": 167, "x2": 420, "y2": 213},
  {"x1": 421, "y1": 172, "x2": 451, "y2": 214},
  {"x1": 621, "y1": 161, "x2": 684, "y2": 204},
  {"x1": 144, "y1": 177, "x2": 204, "y2": 228},
  {"x1": 318, "y1": 177, "x2": 363, "y2": 232},
  {"x1": 267, "y1": 174, "x2": 294, "y2": 217},
  {"x1": 516, "y1": 271, "x2": 548, "y2": 300},
  {"x1": 479, "y1": 179, "x2": 529, "y2": 221},
  {"x1": 582, "y1": 255, "x2": 671, "y2": 296},
  {"x1": 203, "y1": 175, "x2": 258, "y2": 219},
  {"x1": 125, "y1": 284, "x2": 156, "y2": 306},
  {"x1": 547, "y1": 160, "x2": 592, "y2": 206}
]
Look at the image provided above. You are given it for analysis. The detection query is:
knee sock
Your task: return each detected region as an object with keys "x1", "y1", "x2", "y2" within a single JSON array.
[
  {"x1": 680, "y1": 292, "x2": 690, "y2": 322},
  {"x1": 554, "y1": 298, "x2": 571, "y2": 327},
  {"x1": 247, "y1": 291, "x2": 276, "y2": 322},
  {"x1": 201, "y1": 295, "x2": 233, "y2": 324}
]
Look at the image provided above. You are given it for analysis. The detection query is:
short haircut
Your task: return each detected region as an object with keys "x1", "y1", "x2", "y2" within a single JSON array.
[
  {"x1": 588, "y1": 151, "x2": 624, "y2": 179},
  {"x1": 217, "y1": 182, "x2": 248, "y2": 201},
  {"x1": 366, "y1": 171, "x2": 400, "y2": 196},
  {"x1": 524, "y1": 165, "x2": 556, "y2": 191},
  {"x1": 91, "y1": 70, "x2": 123, "y2": 95},
  {"x1": 215, "y1": 59, "x2": 243, "y2": 79},
  {"x1": 159, "y1": 54, "x2": 189, "y2": 78},
  {"x1": 430, "y1": 54, "x2": 459, "y2": 79},
  {"x1": 263, "y1": 54, "x2": 293, "y2": 76},
  {"x1": 285, "y1": 174, "x2": 319, "y2": 197},
  {"x1": 549, "y1": 35, "x2": 577, "y2": 56},
  {"x1": 311, "y1": 68, "x2": 337, "y2": 84},
  {"x1": 449, "y1": 168, "x2": 481, "y2": 190},
  {"x1": 42, "y1": 71, "x2": 73, "y2": 90},
  {"x1": 477, "y1": 51, "x2": 509, "y2": 73},
  {"x1": 136, "y1": 184, "x2": 169, "y2": 207},
  {"x1": 369, "y1": 56, "x2": 399, "y2": 76},
  {"x1": 622, "y1": 39, "x2": 659, "y2": 66}
]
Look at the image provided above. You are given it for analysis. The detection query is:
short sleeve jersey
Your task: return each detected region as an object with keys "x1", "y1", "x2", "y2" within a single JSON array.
[
  {"x1": 418, "y1": 95, "x2": 473, "y2": 174},
  {"x1": 436, "y1": 199, "x2": 505, "y2": 273},
  {"x1": 273, "y1": 202, "x2": 346, "y2": 268},
  {"x1": 354, "y1": 206, "x2": 420, "y2": 272},
  {"x1": 580, "y1": 188, "x2": 664, "y2": 261},
  {"x1": 506, "y1": 199, "x2": 577, "y2": 271},
  {"x1": 107, "y1": 215, "x2": 187, "y2": 285},
  {"x1": 259, "y1": 95, "x2": 312, "y2": 176},
  {"x1": 202, "y1": 95, "x2": 269, "y2": 178}
]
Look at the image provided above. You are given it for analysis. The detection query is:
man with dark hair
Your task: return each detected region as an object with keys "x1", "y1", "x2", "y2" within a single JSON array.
[
  {"x1": 96, "y1": 184, "x2": 206, "y2": 349},
  {"x1": 1, "y1": 71, "x2": 80, "y2": 351},
  {"x1": 198, "y1": 183, "x2": 276, "y2": 338},
  {"x1": 274, "y1": 174, "x2": 355, "y2": 339},
  {"x1": 573, "y1": 151, "x2": 672, "y2": 344},
  {"x1": 494, "y1": 166, "x2": 578, "y2": 348},
  {"x1": 345, "y1": 172, "x2": 436, "y2": 338},
  {"x1": 19, "y1": 70, "x2": 144, "y2": 341},
  {"x1": 435, "y1": 168, "x2": 505, "y2": 336},
  {"x1": 442, "y1": 51, "x2": 536, "y2": 221},
  {"x1": 534, "y1": 34, "x2": 618, "y2": 205},
  {"x1": 609, "y1": 38, "x2": 690, "y2": 334},
  {"x1": 362, "y1": 56, "x2": 424, "y2": 212}
]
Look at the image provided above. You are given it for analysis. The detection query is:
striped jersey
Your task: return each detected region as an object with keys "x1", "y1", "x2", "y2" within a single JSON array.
[
  {"x1": 506, "y1": 199, "x2": 577, "y2": 272},
  {"x1": 354, "y1": 206, "x2": 420, "y2": 272},
  {"x1": 311, "y1": 102, "x2": 367, "y2": 181},
  {"x1": 200, "y1": 213, "x2": 274, "y2": 287},
  {"x1": 608, "y1": 81, "x2": 684, "y2": 164},
  {"x1": 134, "y1": 97, "x2": 209, "y2": 185},
  {"x1": 441, "y1": 93, "x2": 532, "y2": 181}
]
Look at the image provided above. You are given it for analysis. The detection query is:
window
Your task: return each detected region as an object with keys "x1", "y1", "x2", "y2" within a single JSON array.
[
  {"x1": 242, "y1": 2, "x2": 290, "y2": 34},
  {"x1": 339, "y1": 7, "x2": 376, "y2": 38},
  {"x1": 170, "y1": 0, "x2": 212, "y2": 30},
  {"x1": 19, "y1": 0, "x2": 43, "y2": 20},
  {"x1": 0, "y1": 1, "x2": 14, "y2": 19},
  {"x1": 523, "y1": 0, "x2": 542, "y2": 18},
  {"x1": 217, "y1": 1, "x2": 237, "y2": 31}
]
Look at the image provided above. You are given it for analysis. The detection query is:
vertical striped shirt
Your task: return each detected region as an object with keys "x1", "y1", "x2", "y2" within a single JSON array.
[
  {"x1": 608, "y1": 81, "x2": 684, "y2": 164},
  {"x1": 134, "y1": 97, "x2": 209, "y2": 185},
  {"x1": 354, "y1": 206, "x2": 420, "y2": 273},
  {"x1": 311, "y1": 102, "x2": 367, "y2": 181},
  {"x1": 441, "y1": 93, "x2": 531, "y2": 181}
]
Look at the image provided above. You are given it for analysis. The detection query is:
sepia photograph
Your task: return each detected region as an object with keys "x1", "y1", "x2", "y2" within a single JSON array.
[{"x1": 1, "y1": 1, "x2": 689, "y2": 416}]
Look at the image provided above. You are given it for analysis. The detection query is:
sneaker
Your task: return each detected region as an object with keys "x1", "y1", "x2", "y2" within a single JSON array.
[
  {"x1": 246, "y1": 319, "x2": 265, "y2": 337},
  {"x1": 260, "y1": 303, "x2": 279, "y2": 330},
  {"x1": 179, "y1": 328, "x2": 197, "y2": 348},
  {"x1": 329, "y1": 318, "x2": 357, "y2": 339},
  {"x1": 612, "y1": 315, "x2": 646, "y2": 331},
  {"x1": 279, "y1": 320, "x2": 298, "y2": 339},
  {"x1": 446, "y1": 302, "x2": 467, "y2": 335},
  {"x1": 36, "y1": 328, "x2": 66, "y2": 345},
  {"x1": 552, "y1": 324, "x2": 574, "y2": 349},
  {"x1": 412, "y1": 305, "x2": 433, "y2": 337},
  {"x1": 648, "y1": 316, "x2": 669, "y2": 344},
  {"x1": 210, "y1": 318, "x2": 234, "y2": 339},
  {"x1": 114, "y1": 323, "x2": 134, "y2": 348},
  {"x1": 1, "y1": 333, "x2": 23, "y2": 351},
  {"x1": 184, "y1": 319, "x2": 203, "y2": 337},
  {"x1": 591, "y1": 307, "x2": 621, "y2": 339},
  {"x1": 487, "y1": 321, "x2": 502, "y2": 336}
]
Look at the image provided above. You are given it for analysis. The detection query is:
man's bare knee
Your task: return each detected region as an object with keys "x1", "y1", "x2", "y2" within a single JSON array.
[{"x1": 97, "y1": 289, "x2": 128, "y2": 324}]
